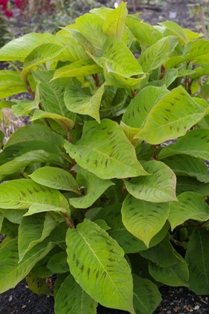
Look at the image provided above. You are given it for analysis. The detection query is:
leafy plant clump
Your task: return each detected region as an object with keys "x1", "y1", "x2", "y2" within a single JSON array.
[{"x1": 1, "y1": 2, "x2": 209, "y2": 313}]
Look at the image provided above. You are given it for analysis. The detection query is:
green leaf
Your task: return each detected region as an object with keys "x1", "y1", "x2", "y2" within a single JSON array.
[
  {"x1": 0, "y1": 149, "x2": 67, "y2": 181},
  {"x1": 0, "y1": 70, "x2": 27, "y2": 100},
  {"x1": 0, "y1": 179, "x2": 68, "y2": 210},
  {"x1": 169, "y1": 192, "x2": 209, "y2": 230},
  {"x1": 21, "y1": 43, "x2": 66, "y2": 80},
  {"x1": 66, "y1": 219, "x2": 134, "y2": 313},
  {"x1": 176, "y1": 176, "x2": 209, "y2": 196},
  {"x1": 64, "y1": 119, "x2": 148, "y2": 179},
  {"x1": 185, "y1": 228, "x2": 209, "y2": 294},
  {"x1": 161, "y1": 21, "x2": 188, "y2": 44},
  {"x1": 126, "y1": 15, "x2": 162, "y2": 47},
  {"x1": 91, "y1": 37, "x2": 144, "y2": 89},
  {"x1": 138, "y1": 37, "x2": 174, "y2": 73},
  {"x1": 141, "y1": 235, "x2": 189, "y2": 287},
  {"x1": 24, "y1": 204, "x2": 67, "y2": 216},
  {"x1": 55, "y1": 274, "x2": 97, "y2": 314},
  {"x1": 159, "y1": 129, "x2": 209, "y2": 160},
  {"x1": 124, "y1": 160, "x2": 177, "y2": 202},
  {"x1": 0, "y1": 33, "x2": 55, "y2": 61},
  {"x1": 12, "y1": 99, "x2": 38, "y2": 117},
  {"x1": 31, "y1": 109, "x2": 74, "y2": 131},
  {"x1": 135, "y1": 86, "x2": 207, "y2": 145},
  {"x1": 183, "y1": 39, "x2": 209, "y2": 62},
  {"x1": 0, "y1": 208, "x2": 26, "y2": 224},
  {"x1": 163, "y1": 154, "x2": 209, "y2": 183},
  {"x1": 122, "y1": 85, "x2": 169, "y2": 129},
  {"x1": 64, "y1": 84, "x2": 105, "y2": 123},
  {"x1": 47, "y1": 251, "x2": 69, "y2": 274},
  {"x1": 102, "y1": 2, "x2": 128, "y2": 39},
  {"x1": 30, "y1": 166, "x2": 80, "y2": 193},
  {"x1": 133, "y1": 275, "x2": 162, "y2": 314},
  {"x1": 18, "y1": 213, "x2": 58, "y2": 262},
  {"x1": 94, "y1": 204, "x2": 170, "y2": 253},
  {"x1": 0, "y1": 213, "x2": 3, "y2": 232},
  {"x1": 69, "y1": 167, "x2": 114, "y2": 209},
  {"x1": 4, "y1": 124, "x2": 64, "y2": 149},
  {"x1": 0, "y1": 238, "x2": 55, "y2": 293},
  {"x1": 0, "y1": 223, "x2": 65, "y2": 292},
  {"x1": 53, "y1": 59, "x2": 102, "y2": 80},
  {"x1": 76, "y1": 13, "x2": 107, "y2": 51},
  {"x1": 122, "y1": 194, "x2": 170, "y2": 247},
  {"x1": 32, "y1": 70, "x2": 74, "y2": 118},
  {"x1": 26, "y1": 273, "x2": 50, "y2": 295}
]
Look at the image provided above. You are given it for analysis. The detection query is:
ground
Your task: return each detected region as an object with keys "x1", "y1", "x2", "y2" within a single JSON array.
[{"x1": 1, "y1": 0, "x2": 209, "y2": 313}]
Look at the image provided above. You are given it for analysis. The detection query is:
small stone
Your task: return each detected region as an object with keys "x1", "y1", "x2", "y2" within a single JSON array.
[
  {"x1": 194, "y1": 305, "x2": 200, "y2": 310},
  {"x1": 169, "y1": 11, "x2": 177, "y2": 19},
  {"x1": 8, "y1": 295, "x2": 13, "y2": 302}
]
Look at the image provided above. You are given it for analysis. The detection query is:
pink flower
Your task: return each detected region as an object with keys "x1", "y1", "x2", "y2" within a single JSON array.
[{"x1": 4, "y1": 9, "x2": 13, "y2": 17}]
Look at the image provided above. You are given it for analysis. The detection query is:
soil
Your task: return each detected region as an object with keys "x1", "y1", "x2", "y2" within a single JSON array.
[{"x1": 1, "y1": 0, "x2": 209, "y2": 313}]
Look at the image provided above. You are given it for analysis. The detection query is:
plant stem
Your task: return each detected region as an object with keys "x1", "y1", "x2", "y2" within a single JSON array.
[{"x1": 63, "y1": 213, "x2": 75, "y2": 228}]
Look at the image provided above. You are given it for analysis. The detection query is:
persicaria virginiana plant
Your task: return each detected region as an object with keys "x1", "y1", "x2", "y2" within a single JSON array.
[{"x1": 1, "y1": 2, "x2": 209, "y2": 313}]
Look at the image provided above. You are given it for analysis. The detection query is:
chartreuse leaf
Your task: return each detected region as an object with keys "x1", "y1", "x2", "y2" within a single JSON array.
[
  {"x1": 0, "y1": 71, "x2": 27, "y2": 99},
  {"x1": 18, "y1": 213, "x2": 58, "y2": 262},
  {"x1": 0, "y1": 238, "x2": 55, "y2": 293},
  {"x1": 55, "y1": 274, "x2": 97, "y2": 314},
  {"x1": 122, "y1": 85, "x2": 169, "y2": 129},
  {"x1": 32, "y1": 70, "x2": 74, "y2": 118},
  {"x1": 166, "y1": 38, "x2": 209, "y2": 68},
  {"x1": 69, "y1": 167, "x2": 114, "y2": 209},
  {"x1": 52, "y1": 59, "x2": 102, "y2": 80},
  {"x1": 0, "y1": 223, "x2": 65, "y2": 293},
  {"x1": 31, "y1": 109, "x2": 74, "y2": 131},
  {"x1": 94, "y1": 204, "x2": 170, "y2": 253},
  {"x1": 21, "y1": 43, "x2": 66, "y2": 80},
  {"x1": 0, "y1": 150, "x2": 67, "y2": 181},
  {"x1": 124, "y1": 160, "x2": 177, "y2": 203},
  {"x1": 64, "y1": 119, "x2": 148, "y2": 180},
  {"x1": 133, "y1": 274, "x2": 162, "y2": 314},
  {"x1": 163, "y1": 154, "x2": 209, "y2": 183},
  {"x1": 141, "y1": 235, "x2": 189, "y2": 287},
  {"x1": 0, "y1": 33, "x2": 71, "y2": 62},
  {"x1": 135, "y1": 86, "x2": 207, "y2": 145},
  {"x1": 169, "y1": 192, "x2": 209, "y2": 231},
  {"x1": 4, "y1": 124, "x2": 64, "y2": 149},
  {"x1": 24, "y1": 204, "x2": 67, "y2": 216},
  {"x1": 102, "y1": 2, "x2": 127, "y2": 38},
  {"x1": 183, "y1": 39, "x2": 209, "y2": 62},
  {"x1": 138, "y1": 37, "x2": 175, "y2": 73},
  {"x1": 30, "y1": 166, "x2": 80, "y2": 194},
  {"x1": 0, "y1": 179, "x2": 68, "y2": 210},
  {"x1": 64, "y1": 84, "x2": 105, "y2": 123},
  {"x1": 185, "y1": 228, "x2": 209, "y2": 294},
  {"x1": 161, "y1": 21, "x2": 188, "y2": 44},
  {"x1": 91, "y1": 37, "x2": 145, "y2": 89},
  {"x1": 76, "y1": 13, "x2": 107, "y2": 51},
  {"x1": 158, "y1": 129, "x2": 209, "y2": 160},
  {"x1": 126, "y1": 15, "x2": 162, "y2": 48},
  {"x1": 66, "y1": 219, "x2": 134, "y2": 313},
  {"x1": 122, "y1": 194, "x2": 170, "y2": 247},
  {"x1": 12, "y1": 99, "x2": 38, "y2": 117}
]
